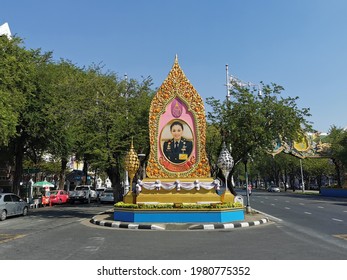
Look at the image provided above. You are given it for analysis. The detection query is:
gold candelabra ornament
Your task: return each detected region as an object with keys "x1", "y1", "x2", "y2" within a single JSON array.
[{"x1": 124, "y1": 139, "x2": 140, "y2": 190}]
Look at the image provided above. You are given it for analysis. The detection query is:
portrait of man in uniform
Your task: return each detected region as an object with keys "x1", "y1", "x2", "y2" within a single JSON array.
[{"x1": 161, "y1": 120, "x2": 193, "y2": 164}]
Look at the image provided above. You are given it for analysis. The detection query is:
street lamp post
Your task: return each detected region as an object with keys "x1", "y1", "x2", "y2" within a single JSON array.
[
  {"x1": 225, "y1": 65, "x2": 260, "y2": 213},
  {"x1": 243, "y1": 158, "x2": 252, "y2": 214},
  {"x1": 123, "y1": 73, "x2": 130, "y2": 196},
  {"x1": 300, "y1": 159, "x2": 305, "y2": 193}
]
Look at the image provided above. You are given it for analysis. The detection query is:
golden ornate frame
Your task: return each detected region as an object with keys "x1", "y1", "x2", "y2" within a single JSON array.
[{"x1": 146, "y1": 56, "x2": 210, "y2": 178}]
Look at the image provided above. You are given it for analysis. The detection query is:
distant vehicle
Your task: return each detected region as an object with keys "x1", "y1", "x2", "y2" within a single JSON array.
[
  {"x1": 99, "y1": 188, "x2": 114, "y2": 204},
  {"x1": 96, "y1": 187, "x2": 106, "y2": 198},
  {"x1": 0, "y1": 193, "x2": 29, "y2": 221},
  {"x1": 69, "y1": 185, "x2": 97, "y2": 204},
  {"x1": 267, "y1": 185, "x2": 280, "y2": 192},
  {"x1": 308, "y1": 184, "x2": 319, "y2": 190},
  {"x1": 49, "y1": 190, "x2": 69, "y2": 205}
]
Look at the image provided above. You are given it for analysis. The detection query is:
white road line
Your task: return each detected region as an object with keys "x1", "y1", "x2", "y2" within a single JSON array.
[
  {"x1": 317, "y1": 206, "x2": 324, "y2": 209},
  {"x1": 299, "y1": 203, "x2": 305, "y2": 206},
  {"x1": 304, "y1": 212, "x2": 312, "y2": 215},
  {"x1": 255, "y1": 209, "x2": 283, "y2": 222},
  {"x1": 284, "y1": 207, "x2": 291, "y2": 210},
  {"x1": 285, "y1": 201, "x2": 290, "y2": 203},
  {"x1": 332, "y1": 218, "x2": 343, "y2": 222},
  {"x1": 271, "y1": 203, "x2": 275, "y2": 206}
]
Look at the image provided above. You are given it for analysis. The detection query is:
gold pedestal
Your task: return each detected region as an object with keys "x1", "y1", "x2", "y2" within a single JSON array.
[{"x1": 123, "y1": 178, "x2": 235, "y2": 205}]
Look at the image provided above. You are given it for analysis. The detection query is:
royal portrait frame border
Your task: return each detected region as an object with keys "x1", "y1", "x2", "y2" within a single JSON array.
[{"x1": 146, "y1": 56, "x2": 210, "y2": 178}]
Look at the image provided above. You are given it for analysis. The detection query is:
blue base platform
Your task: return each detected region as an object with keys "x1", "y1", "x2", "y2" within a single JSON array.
[
  {"x1": 114, "y1": 208, "x2": 245, "y2": 223},
  {"x1": 320, "y1": 187, "x2": 347, "y2": 198}
]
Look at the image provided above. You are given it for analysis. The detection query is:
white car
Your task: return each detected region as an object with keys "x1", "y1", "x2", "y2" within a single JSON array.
[
  {"x1": 96, "y1": 187, "x2": 106, "y2": 198},
  {"x1": 267, "y1": 185, "x2": 280, "y2": 192},
  {"x1": 0, "y1": 193, "x2": 29, "y2": 221},
  {"x1": 99, "y1": 188, "x2": 114, "y2": 204}
]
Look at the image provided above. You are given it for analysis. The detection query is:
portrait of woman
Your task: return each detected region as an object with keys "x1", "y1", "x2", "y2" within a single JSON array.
[{"x1": 162, "y1": 120, "x2": 193, "y2": 164}]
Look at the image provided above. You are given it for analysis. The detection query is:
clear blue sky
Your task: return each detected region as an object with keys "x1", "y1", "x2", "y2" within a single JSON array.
[{"x1": 1, "y1": 0, "x2": 346, "y2": 132}]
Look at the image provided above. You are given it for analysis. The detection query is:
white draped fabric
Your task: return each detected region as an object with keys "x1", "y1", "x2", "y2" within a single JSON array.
[{"x1": 135, "y1": 179, "x2": 221, "y2": 194}]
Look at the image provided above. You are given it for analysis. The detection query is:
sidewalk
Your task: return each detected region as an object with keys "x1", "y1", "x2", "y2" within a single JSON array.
[{"x1": 90, "y1": 209, "x2": 271, "y2": 231}]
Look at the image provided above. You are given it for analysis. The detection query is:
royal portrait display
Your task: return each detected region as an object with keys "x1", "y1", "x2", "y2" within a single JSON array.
[{"x1": 123, "y1": 56, "x2": 234, "y2": 205}]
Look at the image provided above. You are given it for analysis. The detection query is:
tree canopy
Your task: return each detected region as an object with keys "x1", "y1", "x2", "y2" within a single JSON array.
[{"x1": 206, "y1": 83, "x2": 312, "y2": 190}]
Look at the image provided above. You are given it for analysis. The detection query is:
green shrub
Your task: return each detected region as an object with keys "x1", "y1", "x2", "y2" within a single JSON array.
[{"x1": 114, "y1": 201, "x2": 243, "y2": 210}]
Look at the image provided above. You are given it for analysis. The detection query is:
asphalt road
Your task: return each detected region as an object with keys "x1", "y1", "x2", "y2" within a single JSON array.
[
  {"x1": 246, "y1": 190, "x2": 347, "y2": 247},
  {"x1": 0, "y1": 196, "x2": 346, "y2": 260}
]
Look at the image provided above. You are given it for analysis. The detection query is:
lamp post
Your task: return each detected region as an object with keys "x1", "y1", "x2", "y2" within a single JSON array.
[
  {"x1": 243, "y1": 157, "x2": 252, "y2": 213},
  {"x1": 226, "y1": 65, "x2": 263, "y2": 99},
  {"x1": 225, "y1": 65, "x2": 260, "y2": 213},
  {"x1": 300, "y1": 159, "x2": 305, "y2": 193},
  {"x1": 123, "y1": 73, "x2": 130, "y2": 195}
]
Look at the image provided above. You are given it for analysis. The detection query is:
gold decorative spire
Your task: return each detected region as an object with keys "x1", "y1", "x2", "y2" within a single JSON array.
[{"x1": 124, "y1": 138, "x2": 140, "y2": 185}]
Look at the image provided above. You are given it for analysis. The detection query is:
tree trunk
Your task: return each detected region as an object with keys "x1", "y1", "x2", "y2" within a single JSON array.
[
  {"x1": 82, "y1": 156, "x2": 88, "y2": 184},
  {"x1": 106, "y1": 153, "x2": 122, "y2": 203},
  {"x1": 12, "y1": 135, "x2": 25, "y2": 195},
  {"x1": 332, "y1": 158, "x2": 342, "y2": 187},
  {"x1": 59, "y1": 157, "x2": 68, "y2": 190}
]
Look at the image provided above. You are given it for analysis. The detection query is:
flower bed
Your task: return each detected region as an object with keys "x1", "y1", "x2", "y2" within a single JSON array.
[{"x1": 113, "y1": 202, "x2": 245, "y2": 223}]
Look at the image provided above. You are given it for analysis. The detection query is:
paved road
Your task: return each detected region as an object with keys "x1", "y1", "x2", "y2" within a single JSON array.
[
  {"x1": 0, "y1": 198, "x2": 346, "y2": 260},
  {"x1": 243, "y1": 189, "x2": 347, "y2": 250}
]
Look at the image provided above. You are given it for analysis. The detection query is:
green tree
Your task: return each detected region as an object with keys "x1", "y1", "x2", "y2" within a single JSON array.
[
  {"x1": 70, "y1": 65, "x2": 154, "y2": 201},
  {"x1": 325, "y1": 126, "x2": 347, "y2": 186},
  {"x1": 37, "y1": 60, "x2": 87, "y2": 189},
  {"x1": 206, "y1": 83, "x2": 311, "y2": 192},
  {"x1": 206, "y1": 123, "x2": 223, "y2": 177},
  {"x1": 0, "y1": 36, "x2": 30, "y2": 145},
  {"x1": 0, "y1": 36, "x2": 53, "y2": 194},
  {"x1": 303, "y1": 158, "x2": 335, "y2": 188}
]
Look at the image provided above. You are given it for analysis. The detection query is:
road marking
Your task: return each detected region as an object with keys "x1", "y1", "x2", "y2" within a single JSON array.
[
  {"x1": 255, "y1": 209, "x2": 283, "y2": 222},
  {"x1": 84, "y1": 246, "x2": 100, "y2": 252},
  {"x1": 274, "y1": 198, "x2": 278, "y2": 201},
  {"x1": 332, "y1": 218, "x2": 343, "y2": 222},
  {"x1": 299, "y1": 203, "x2": 305, "y2": 206},
  {"x1": 317, "y1": 206, "x2": 324, "y2": 209},
  {"x1": 284, "y1": 207, "x2": 291, "y2": 210},
  {"x1": 285, "y1": 201, "x2": 290, "y2": 203},
  {"x1": 304, "y1": 212, "x2": 312, "y2": 215},
  {"x1": 271, "y1": 203, "x2": 275, "y2": 206},
  {"x1": 333, "y1": 234, "x2": 347, "y2": 240},
  {"x1": 0, "y1": 234, "x2": 26, "y2": 244}
]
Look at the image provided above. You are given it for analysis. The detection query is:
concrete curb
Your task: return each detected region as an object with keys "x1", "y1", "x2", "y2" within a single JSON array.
[
  {"x1": 188, "y1": 218, "x2": 269, "y2": 230},
  {"x1": 90, "y1": 218, "x2": 166, "y2": 230},
  {"x1": 89, "y1": 212, "x2": 270, "y2": 231}
]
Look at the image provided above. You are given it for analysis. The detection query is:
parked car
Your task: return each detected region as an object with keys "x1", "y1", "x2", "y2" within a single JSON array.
[
  {"x1": 99, "y1": 188, "x2": 114, "y2": 204},
  {"x1": 0, "y1": 193, "x2": 29, "y2": 221},
  {"x1": 49, "y1": 190, "x2": 69, "y2": 205},
  {"x1": 69, "y1": 185, "x2": 97, "y2": 204},
  {"x1": 96, "y1": 187, "x2": 106, "y2": 199},
  {"x1": 267, "y1": 185, "x2": 280, "y2": 192}
]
